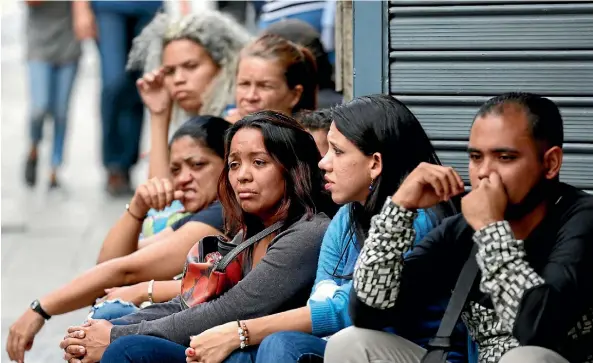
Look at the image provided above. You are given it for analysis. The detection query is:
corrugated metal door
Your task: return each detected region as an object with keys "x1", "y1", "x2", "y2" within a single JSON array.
[{"x1": 387, "y1": 1, "x2": 593, "y2": 189}]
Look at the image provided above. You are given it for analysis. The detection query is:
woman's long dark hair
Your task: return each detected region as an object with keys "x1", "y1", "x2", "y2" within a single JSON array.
[
  {"x1": 332, "y1": 94, "x2": 459, "y2": 250},
  {"x1": 218, "y1": 110, "x2": 334, "y2": 237}
]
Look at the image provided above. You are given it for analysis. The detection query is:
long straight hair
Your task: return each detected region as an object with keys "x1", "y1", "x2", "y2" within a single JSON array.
[
  {"x1": 332, "y1": 94, "x2": 459, "y2": 250},
  {"x1": 218, "y1": 111, "x2": 334, "y2": 238}
]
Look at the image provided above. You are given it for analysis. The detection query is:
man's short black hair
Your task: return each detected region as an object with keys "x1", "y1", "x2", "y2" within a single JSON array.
[
  {"x1": 475, "y1": 92, "x2": 564, "y2": 149},
  {"x1": 296, "y1": 109, "x2": 332, "y2": 132}
]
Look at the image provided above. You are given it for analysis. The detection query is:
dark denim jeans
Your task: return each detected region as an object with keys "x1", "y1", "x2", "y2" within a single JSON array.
[
  {"x1": 93, "y1": 8, "x2": 155, "y2": 173},
  {"x1": 101, "y1": 335, "x2": 187, "y2": 363},
  {"x1": 101, "y1": 331, "x2": 326, "y2": 363}
]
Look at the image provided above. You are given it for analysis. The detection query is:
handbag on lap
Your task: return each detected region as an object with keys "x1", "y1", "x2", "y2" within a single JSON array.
[{"x1": 179, "y1": 221, "x2": 283, "y2": 308}]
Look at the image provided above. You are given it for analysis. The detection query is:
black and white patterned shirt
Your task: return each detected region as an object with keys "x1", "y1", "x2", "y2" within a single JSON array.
[{"x1": 351, "y1": 183, "x2": 593, "y2": 363}]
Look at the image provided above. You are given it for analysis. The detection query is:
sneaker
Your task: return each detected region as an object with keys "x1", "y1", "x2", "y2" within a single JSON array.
[
  {"x1": 24, "y1": 156, "x2": 37, "y2": 187},
  {"x1": 49, "y1": 178, "x2": 60, "y2": 190},
  {"x1": 106, "y1": 171, "x2": 134, "y2": 197}
]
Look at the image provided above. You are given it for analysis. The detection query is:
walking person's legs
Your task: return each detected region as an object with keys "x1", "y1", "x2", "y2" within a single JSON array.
[
  {"x1": 113, "y1": 13, "x2": 156, "y2": 181},
  {"x1": 48, "y1": 60, "x2": 79, "y2": 188},
  {"x1": 25, "y1": 61, "x2": 52, "y2": 187},
  {"x1": 94, "y1": 10, "x2": 133, "y2": 195}
]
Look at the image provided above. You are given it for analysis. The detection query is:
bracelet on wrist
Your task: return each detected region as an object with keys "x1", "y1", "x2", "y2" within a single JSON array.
[
  {"x1": 125, "y1": 203, "x2": 144, "y2": 222},
  {"x1": 237, "y1": 320, "x2": 249, "y2": 349},
  {"x1": 147, "y1": 280, "x2": 155, "y2": 304}
]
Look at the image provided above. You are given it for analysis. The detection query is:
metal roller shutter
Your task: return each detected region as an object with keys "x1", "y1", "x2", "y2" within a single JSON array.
[{"x1": 387, "y1": 1, "x2": 593, "y2": 189}]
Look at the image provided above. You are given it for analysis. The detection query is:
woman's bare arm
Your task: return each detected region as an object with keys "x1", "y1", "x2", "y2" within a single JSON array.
[
  {"x1": 96, "y1": 211, "x2": 146, "y2": 264},
  {"x1": 148, "y1": 112, "x2": 172, "y2": 180},
  {"x1": 152, "y1": 280, "x2": 182, "y2": 303},
  {"x1": 100, "y1": 280, "x2": 182, "y2": 306},
  {"x1": 137, "y1": 228, "x2": 174, "y2": 250},
  {"x1": 38, "y1": 222, "x2": 220, "y2": 316},
  {"x1": 97, "y1": 177, "x2": 183, "y2": 263},
  {"x1": 243, "y1": 306, "x2": 312, "y2": 345}
]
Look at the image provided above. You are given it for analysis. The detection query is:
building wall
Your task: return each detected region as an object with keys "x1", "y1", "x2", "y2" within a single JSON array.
[{"x1": 353, "y1": 1, "x2": 593, "y2": 190}]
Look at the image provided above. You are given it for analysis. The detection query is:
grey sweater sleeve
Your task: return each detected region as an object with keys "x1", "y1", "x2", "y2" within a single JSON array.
[
  {"x1": 109, "y1": 297, "x2": 183, "y2": 326},
  {"x1": 110, "y1": 214, "x2": 329, "y2": 345}
]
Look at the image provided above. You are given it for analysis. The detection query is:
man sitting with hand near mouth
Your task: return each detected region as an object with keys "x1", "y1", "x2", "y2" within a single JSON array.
[{"x1": 325, "y1": 92, "x2": 593, "y2": 363}]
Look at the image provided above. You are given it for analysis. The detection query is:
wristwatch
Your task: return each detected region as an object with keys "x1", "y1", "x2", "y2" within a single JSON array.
[{"x1": 30, "y1": 299, "x2": 51, "y2": 320}]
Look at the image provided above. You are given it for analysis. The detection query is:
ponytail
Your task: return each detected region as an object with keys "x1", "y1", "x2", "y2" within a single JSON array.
[
  {"x1": 293, "y1": 45, "x2": 318, "y2": 113},
  {"x1": 241, "y1": 34, "x2": 319, "y2": 114}
]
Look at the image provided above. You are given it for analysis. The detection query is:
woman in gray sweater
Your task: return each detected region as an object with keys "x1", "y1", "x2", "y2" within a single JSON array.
[{"x1": 60, "y1": 111, "x2": 333, "y2": 363}]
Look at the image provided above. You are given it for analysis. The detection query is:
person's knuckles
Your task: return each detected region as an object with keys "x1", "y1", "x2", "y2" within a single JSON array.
[{"x1": 66, "y1": 345, "x2": 81, "y2": 354}]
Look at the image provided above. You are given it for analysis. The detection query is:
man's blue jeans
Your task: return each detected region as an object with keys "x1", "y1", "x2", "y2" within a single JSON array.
[
  {"x1": 101, "y1": 331, "x2": 326, "y2": 363},
  {"x1": 93, "y1": 9, "x2": 155, "y2": 173},
  {"x1": 28, "y1": 60, "x2": 79, "y2": 168}
]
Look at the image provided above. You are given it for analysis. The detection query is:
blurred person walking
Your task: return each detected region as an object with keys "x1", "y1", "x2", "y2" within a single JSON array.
[
  {"x1": 72, "y1": 0, "x2": 162, "y2": 196},
  {"x1": 24, "y1": 0, "x2": 81, "y2": 189},
  {"x1": 254, "y1": 0, "x2": 336, "y2": 63}
]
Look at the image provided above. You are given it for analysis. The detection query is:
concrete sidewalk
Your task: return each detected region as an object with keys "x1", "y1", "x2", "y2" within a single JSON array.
[{"x1": 1, "y1": 2, "x2": 148, "y2": 362}]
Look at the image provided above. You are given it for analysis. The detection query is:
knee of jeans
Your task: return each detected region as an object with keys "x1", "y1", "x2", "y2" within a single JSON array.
[
  {"x1": 258, "y1": 332, "x2": 309, "y2": 361},
  {"x1": 101, "y1": 75, "x2": 127, "y2": 99},
  {"x1": 88, "y1": 299, "x2": 138, "y2": 321},
  {"x1": 260, "y1": 332, "x2": 300, "y2": 351},
  {"x1": 30, "y1": 107, "x2": 48, "y2": 123},
  {"x1": 101, "y1": 335, "x2": 138, "y2": 363},
  {"x1": 499, "y1": 346, "x2": 568, "y2": 363},
  {"x1": 51, "y1": 107, "x2": 69, "y2": 126}
]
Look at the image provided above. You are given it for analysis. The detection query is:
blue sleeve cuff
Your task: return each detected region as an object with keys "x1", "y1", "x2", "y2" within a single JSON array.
[
  {"x1": 309, "y1": 283, "x2": 352, "y2": 337},
  {"x1": 310, "y1": 299, "x2": 343, "y2": 337}
]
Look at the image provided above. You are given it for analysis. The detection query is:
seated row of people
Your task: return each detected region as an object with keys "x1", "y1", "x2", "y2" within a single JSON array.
[
  {"x1": 6, "y1": 11, "x2": 592, "y2": 363},
  {"x1": 8, "y1": 92, "x2": 591, "y2": 363},
  {"x1": 8, "y1": 10, "x2": 327, "y2": 341}
]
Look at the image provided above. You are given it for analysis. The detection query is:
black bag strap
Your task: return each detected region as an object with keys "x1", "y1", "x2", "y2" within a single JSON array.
[
  {"x1": 421, "y1": 244, "x2": 479, "y2": 363},
  {"x1": 215, "y1": 221, "x2": 284, "y2": 270}
]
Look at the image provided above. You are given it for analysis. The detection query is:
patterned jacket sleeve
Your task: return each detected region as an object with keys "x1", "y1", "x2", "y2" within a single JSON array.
[
  {"x1": 473, "y1": 221, "x2": 545, "y2": 333},
  {"x1": 474, "y1": 215, "x2": 593, "y2": 349},
  {"x1": 353, "y1": 198, "x2": 417, "y2": 309}
]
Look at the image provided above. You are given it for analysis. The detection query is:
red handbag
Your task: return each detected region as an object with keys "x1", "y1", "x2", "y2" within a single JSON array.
[{"x1": 180, "y1": 221, "x2": 283, "y2": 308}]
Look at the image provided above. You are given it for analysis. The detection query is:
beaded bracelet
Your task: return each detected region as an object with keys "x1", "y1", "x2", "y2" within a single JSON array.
[{"x1": 237, "y1": 320, "x2": 250, "y2": 349}]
